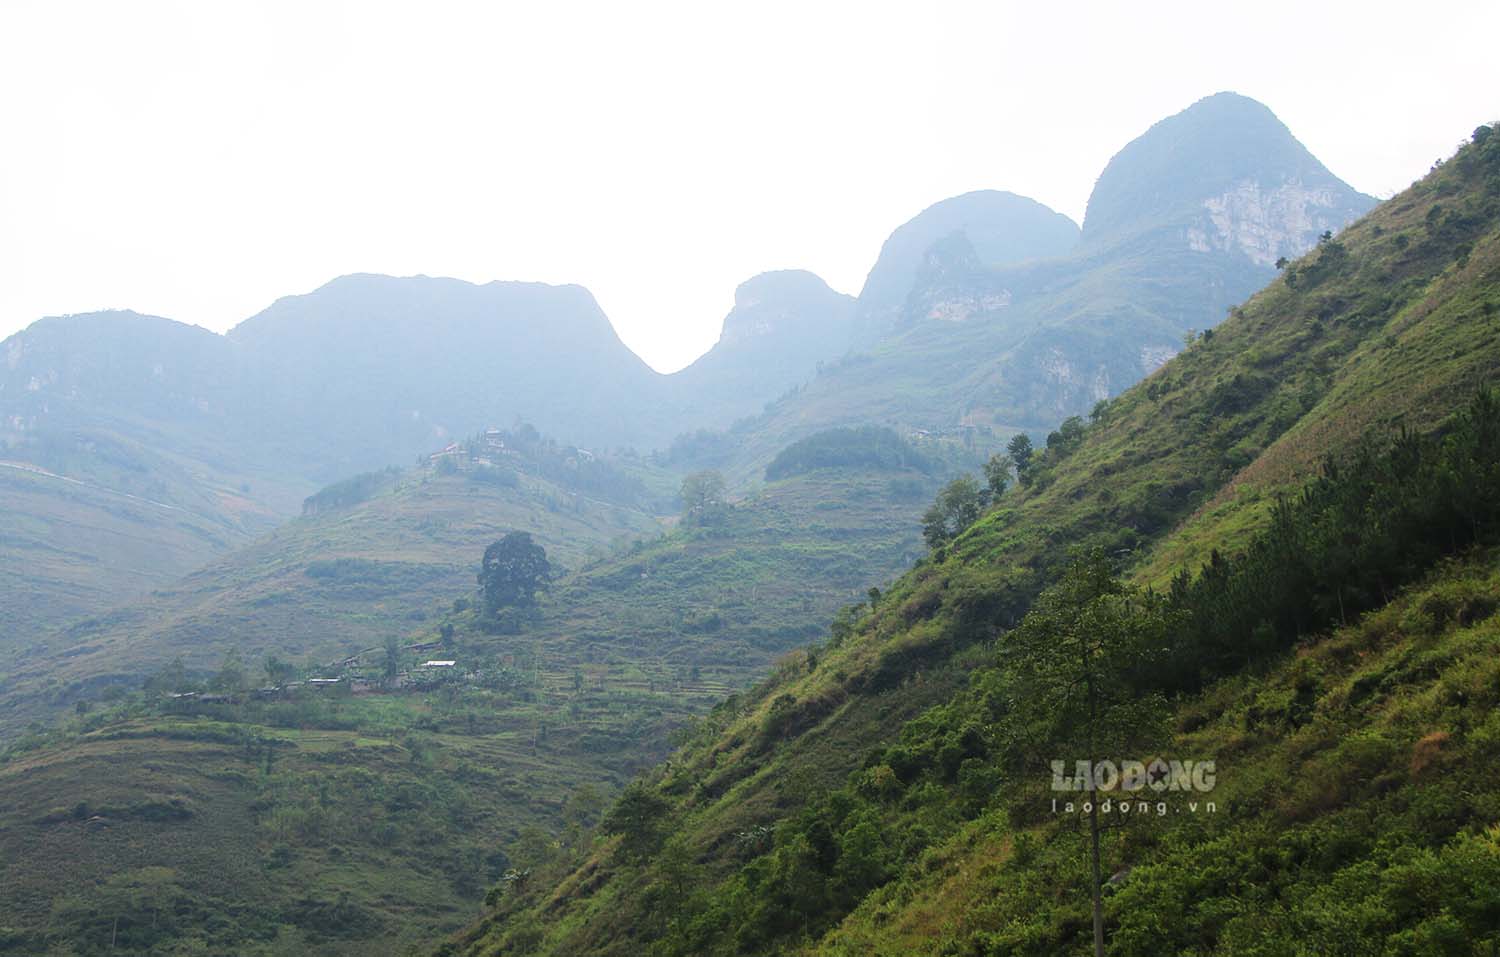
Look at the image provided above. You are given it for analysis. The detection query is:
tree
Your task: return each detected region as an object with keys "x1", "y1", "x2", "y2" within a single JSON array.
[
  {"x1": 680, "y1": 470, "x2": 728, "y2": 526},
  {"x1": 479, "y1": 532, "x2": 552, "y2": 615},
  {"x1": 983, "y1": 453, "x2": 1012, "y2": 499},
  {"x1": 602, "y1": 782, "x2": 672, "y2": 862},
  {"x1": 921, "y1": 476, "x2": 984, "y2": 549},
  {"x1": 1007, "y1": 433, "x2": 1035, "y2": 485},
  {"x1": 209, "y1": 649, "x2": 248, "y2": 692},
  {"x1": 383, "y1": 636, "x2": 402, "y2": 682},
  {"x1": 1046, "y1": 416, "x2": 1086, "y2": 460},
  {"x1": 263, "y1": 655, "x2": 295, "y2": 687},
  {"x1": 1000, "y1": 550, "x2": 1172, "y2": 957},
  {"x1": 145, "y1": 656, "x2": 189, "y2": 695}
]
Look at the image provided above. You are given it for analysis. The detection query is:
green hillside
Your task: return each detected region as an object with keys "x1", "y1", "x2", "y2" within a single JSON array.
[
  {"x1": 0, "y1": 435, "x2": 668, "y2": 732},
  {"x1": 0, "y1": 670, "x2": 696, "y2": 956},
  {"x1": 0, "y1": 428, "x2": 298, "y2": 639},
  {"x1": 445, "y1": 125, "x2": 1500, "y2": 957},
  {"x1": 0, "y1": 432, "x2": 958, "y2": 955}
]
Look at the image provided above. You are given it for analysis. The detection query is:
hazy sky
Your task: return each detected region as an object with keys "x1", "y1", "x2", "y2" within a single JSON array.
[{"x1": 3, "y1": 1, "x2": 1496, "y2": 372}]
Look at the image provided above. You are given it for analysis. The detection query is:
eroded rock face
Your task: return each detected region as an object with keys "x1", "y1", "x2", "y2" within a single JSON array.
[
  {"x1": 1187, "y1": 179, "x2": 1357, "y2": 266},
  {"x1": 926, "y1": 290, "x2": 1012, "y2": 322},
  {"x1": 1140, "y1": 345, "x2": 1178, "y2": 374}
]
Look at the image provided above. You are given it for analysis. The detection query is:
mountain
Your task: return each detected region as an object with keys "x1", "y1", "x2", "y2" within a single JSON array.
[
  {"x1": 852, "y1": 190, "x2": 1081, "y2": 343},
  {"x1": 0, "y1": 311, "x2": 309, "y2": 637},
  {"x1": 0, "y1": 274, "x2": 851, "y2": 638},
  {"x1": 0, "y1": 94, "x2": 1373, "y2": 643},
  {"x1": 673, "y1": 93, "x2": 1375, "y2": 489},
  {"x1": 1082, "y1": 91, "x2": 1376, "y2": 257},
  {"x1": 664, "y1": 271, "x2": 855, "y2": 430},
  {"x1": 0, "y1": 427, "x2": 668, "y2": 729},
  {"x1": 439, "y1": 123, "x2": 1500, "y2": 956},
  {"x1": 0, "y1": 99, "x2": 1482, "y2": 956},
  {"x1": 227, "y1": 274, "x2": 670, "y2": 464}
]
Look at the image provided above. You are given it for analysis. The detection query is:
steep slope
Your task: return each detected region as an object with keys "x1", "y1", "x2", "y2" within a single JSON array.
[
  {"x1": 671, "y1": 93, "x2": 1374, "y2": 490},
  {"x1": 664, "y1": 271, "x2": 855, "y2": 430},
  {"x1": 448, "y1": 124, "x2": 1499, "y2": 957}
]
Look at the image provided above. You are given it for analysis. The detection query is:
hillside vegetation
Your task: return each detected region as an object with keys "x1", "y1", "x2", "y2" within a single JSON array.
[
  {"x1": 0, "y1": 426, "x2": 963, "y2": 954},
  {"x1": 0, "y1": 437, "x2": 667, "y2": 732},
  {"x1": 0, "y1": 671, "x2": 697, "y2": 956},
  {"x1": 445, "y1": 126, "x2": 1500, "y2": 956}
]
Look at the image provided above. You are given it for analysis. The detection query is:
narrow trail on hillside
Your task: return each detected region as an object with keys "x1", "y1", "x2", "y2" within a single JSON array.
[{"x1": 0, "y1": 460, "x2": 185, "y2": 513}]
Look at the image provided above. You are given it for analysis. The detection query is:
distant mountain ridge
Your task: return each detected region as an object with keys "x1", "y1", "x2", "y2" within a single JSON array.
[{"x1": 0, "y1": 91, "x2": 1373, "y2": 638}]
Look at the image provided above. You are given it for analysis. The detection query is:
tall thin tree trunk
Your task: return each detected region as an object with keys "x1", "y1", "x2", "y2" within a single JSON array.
[
  {"x1": 1090, "y1": 791, "x2": 1104, "y2": 957},
  {"x1": 1086, "y1": 646, "x2": 1104, "y2": 957}
]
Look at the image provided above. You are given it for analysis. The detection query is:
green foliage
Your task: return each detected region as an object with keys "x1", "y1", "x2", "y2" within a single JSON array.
[
  {"x1": 478, "y1": 532, "x2": 552, "y2": 615},
  {"x1": 1161, "y1": 389, "x2": 1500, "y2": 692},
  {"x1": 302, "y1": 468, "x2": 401, "y2": 515},
  {"x1": 601, "y1": 782, "x2": 672, "y2": 863},
  {"x1": 764, "y1": 426, "x2": 932, "y2": 481},
  {"x1": 680, "y1": 470, "x2": 729, "y2": 526},
  {"x1": 921, "y1": 475, "x2": 983, "y2": 549},
  {"x1": 1006, "y1": 433, "x2": 1035, "y2": 483},
  {"x1": 981, "y1": 452, "x2": 1011, "y2": 498}
]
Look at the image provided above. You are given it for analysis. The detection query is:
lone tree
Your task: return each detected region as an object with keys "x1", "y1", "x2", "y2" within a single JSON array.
[
  {"x1": 383, "y1": 636, "x2": 402, "y2": 682},
  {"x1": 601, "y1": 781, "x2": 672, "y2": 862},
  {"x1": 922, "y1": 475, "x2": 984, "y2": 549},
  {"x1": 1000, "y1": 549, "x2": 1172, "y2": 957},
  {"x1": 479, "y1": 531, "x2": 552, "y2": 615},
  {"x1": 680, "y1": 470, "x2": 729, "y2": 526},
  {"x1": 1006, "y1": 433, "x2": 1035, "y2": 485},
  {"x1": 982, "y1": 452, "x2": 1013, "y2": 499}
]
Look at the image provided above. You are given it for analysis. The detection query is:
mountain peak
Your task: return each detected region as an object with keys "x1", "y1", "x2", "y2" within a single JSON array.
[
  {"x1": 721, "y1": 270, "x2": 849, "y2": 345},
  {"x1": 664, "y1": 270, "x2": 854, "y2": 430},
  {"x1": 854, "y1": 190, "x2": 1079, "y2": 342},
  {"x1": 1081, "y1": 92, "x2": 1375, "y2": 262}
]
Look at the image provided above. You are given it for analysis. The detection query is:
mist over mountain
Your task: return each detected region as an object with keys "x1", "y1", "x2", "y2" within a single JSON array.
[
  {"x1": 677, "y1": 92, "x2": 1376, "y2": 485},
  {"x1": 229, "y1": 273, "x2": 668, "y2": 464},
  {"x1": 0, "y1": 92, "x2": 1378, "y2": 640},
  {"x1": 663, "y1": 270, "x2": 855, "y2": 429},
  {"x1": 1082, "y1": 91, "x2": 1375, "y2": 257},
  {"x1": 853, "y1": 189, "x2": 1081, "y2": 342}
]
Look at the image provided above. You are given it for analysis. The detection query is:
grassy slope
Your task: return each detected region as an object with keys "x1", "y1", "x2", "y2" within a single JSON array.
[
  {"x1": 0, "y1": 682, "x2": 689, "y2": 957},
  {"x1": 814, "y1": 556, "x2": 1500, "y2": 954},
  {"x1": 524, "y1": 469, "x2": 936, "y2": 675},
  {"x1": 0, "y1": 463, "x2": 945, "y2": 956},
  {"x1": 0, "y1": 465, "x2": 664, "y2": 732},
  {"x1": 452, "y1": 130, "x2": 1500, "y2": 956},
  {"x1": 0, "y1": 428, "x2": 304, "y2": 641}
]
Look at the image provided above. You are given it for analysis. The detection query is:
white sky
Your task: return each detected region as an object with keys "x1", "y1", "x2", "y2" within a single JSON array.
[{"x1": 2, "y1": 1, "x2": 1496, "y2": 373}]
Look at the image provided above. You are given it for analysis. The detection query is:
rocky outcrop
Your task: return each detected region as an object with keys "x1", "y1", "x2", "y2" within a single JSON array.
[{"x1": 1187, "y1": 179, "x2": 1358, "y2": 266}]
